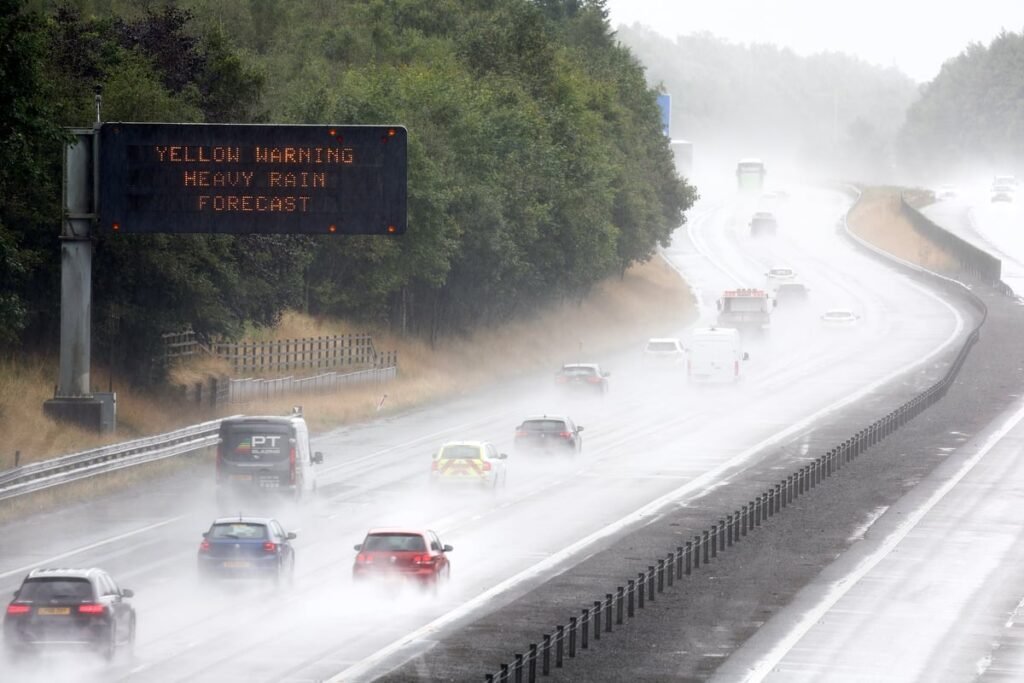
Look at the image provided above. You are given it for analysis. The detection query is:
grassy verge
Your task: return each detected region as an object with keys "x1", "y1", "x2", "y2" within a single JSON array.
[
  {"x1": 847, "y1": 187, "x2": 956, "y2": 272},
  {"x1": 2, "y1": 255, "x2": 696, "y2": 466}
]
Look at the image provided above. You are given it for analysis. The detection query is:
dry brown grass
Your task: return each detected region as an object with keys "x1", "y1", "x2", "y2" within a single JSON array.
[
  {"x1": 848, "y1": 187, "x2": 956, "y2": 272},
  {"x1": 1, "y1": 256, "x2": 694, "y2": 465}
]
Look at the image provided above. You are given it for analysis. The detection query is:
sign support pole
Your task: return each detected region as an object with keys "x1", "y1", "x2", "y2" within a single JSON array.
[{"x1": 43, "y1": 128, "x2": 113, "y2": 431}]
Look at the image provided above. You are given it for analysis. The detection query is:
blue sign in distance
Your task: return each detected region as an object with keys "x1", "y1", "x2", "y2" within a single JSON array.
[{"x1": 656, "y1": 94, "x2": 671, "y2": 138}]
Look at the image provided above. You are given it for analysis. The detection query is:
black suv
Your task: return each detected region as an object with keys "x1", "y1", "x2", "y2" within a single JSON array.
[
  {"x1": 4, "y1": 567, "x2": 136, "y2": 660},
  {"x1": 514, "y1": 416, "x2": 584, "y2": 455}
]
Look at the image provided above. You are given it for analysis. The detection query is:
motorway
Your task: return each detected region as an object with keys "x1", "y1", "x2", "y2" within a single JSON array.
[
  {"x1": 0, "y1": 187, "x2": 970, "y2": 682},
  {"x1": 710, "y1": 191, "x2": 1024, "y2": 682}
]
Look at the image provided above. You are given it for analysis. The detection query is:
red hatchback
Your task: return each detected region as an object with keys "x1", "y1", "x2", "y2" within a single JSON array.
[{"x1": 352, "y1": 528, "x2": 452, "y2": 591}]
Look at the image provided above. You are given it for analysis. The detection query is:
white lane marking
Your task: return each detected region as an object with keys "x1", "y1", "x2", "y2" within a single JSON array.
[
  {"x1": 740, "y1": 398, "x2": 1024, "y2": 682},
  {"x1": 329, "y1": 204, "x2": 968, "y2": 683},
  {"x1": 1005, "y1": 596, "x2": 1024, "y2": 628},
  {"x1": 0, "y1": 516, "x2": 184, "y2": 580},
  {"x1": 316, "y1": 419, "x2": 484, "y2": 475}
]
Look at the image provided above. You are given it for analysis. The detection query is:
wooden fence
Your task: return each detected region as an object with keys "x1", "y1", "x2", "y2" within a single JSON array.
[{"x1": 160, "y1": 329, "x2": 391, "y2": 375}]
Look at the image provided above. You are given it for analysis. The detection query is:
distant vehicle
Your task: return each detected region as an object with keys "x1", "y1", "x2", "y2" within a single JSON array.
[
  {"x1": 4, "y1": 567, "x2": 136, "y2": 661},
  {"x1": 642, "y1": 337, "x2": 686, "y2": 365},
  {"x1": 774, "y1": 282, "x2": 810, "y2": 305},
  {"x1": 736, "y1": 158, "x2": 766, "y2": 192},
  {"x1": 555, "y1": 363, "x2": 610, "y2": 393},
  {"x1": 820, "y1": 309, "x2": 860, "y2": 327},
  {"x1": 215, "y1": 409, "x2": 324, "y2": 506},
  {"x1": 353, "y1": 528, "x2": 452, "y2": 592},
  {"x1": 716, "y1": 288, "x2": 773, "y2": 334},
  {"x1": 749, "y1": 211, "x2": 778, "y2": 237},
  {"x1": 765, "y1": 267, "x2": 797, "y2": 291},
  {"x1": 685, "y1": 327, "x2": 749, "y2": 382},
  {"x1": 993, "y1": 174, "x2": 1017, "y2": 188},
  {"x1": 430, "y1": 440, "x2": 508, "y2": 490},
  {"x1": 991, "y1": 185, "x2": 1014, "y2": 203},
  {"x1": 514, "y1": 415, "x2": 583, "y2": 455},
  {"x1": 197, "y1": 516, "x2": 297, "y2": 585},
  {"x1": 935, "y1": 184, "x2": 958, "y2": 200}
]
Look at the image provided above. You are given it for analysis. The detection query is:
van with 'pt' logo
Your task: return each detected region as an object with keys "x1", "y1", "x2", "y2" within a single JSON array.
[{"x1": 216, "y1": 410, "x2": 324, "y2": 506}]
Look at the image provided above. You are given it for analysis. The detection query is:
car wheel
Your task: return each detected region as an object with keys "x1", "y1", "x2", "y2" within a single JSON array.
[
  {"x1": 103, "y1": 624, "x2": 117, "y2": 662},
  {"x1": 127, "y1": 615, "x2": 137, "y2": 657}
]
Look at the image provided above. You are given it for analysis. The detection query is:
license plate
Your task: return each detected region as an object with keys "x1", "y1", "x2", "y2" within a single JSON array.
[
  {"x1": 223, "y1": 561, "x2": 249, "y2": 568},
  {"x1": 37, "y1": 607, "x2": 70, "y2": 616},
  {"x1": 230, "y1": 474, "x2": 251, "y2": 481}
]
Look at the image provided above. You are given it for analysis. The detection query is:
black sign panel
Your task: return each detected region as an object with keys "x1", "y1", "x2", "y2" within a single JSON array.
[{"x1": 98, "y1": 123, "x2": 407, "y2": 235}]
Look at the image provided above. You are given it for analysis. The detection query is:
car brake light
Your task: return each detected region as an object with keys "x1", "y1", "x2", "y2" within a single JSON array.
[
  {"x1": 6, "y1": 604, "x2": 30, "y2": 615},
  {"x1": 263, "y1": 541, "x2": 278, "y2": 553},
  {"x1": 515, "y1": 431, "x2": 529, "y2": 438},
  {"x1": 431, "y1": 460, "x2": 440, "y2": 471},
  {"x1": 555, "y1": 376, "x2": 567, "y2": 383},
  {"x1": 559, "y1": 431, "x2": 572, "y2": 438},
  {"x1": 289, "y1": 448, "x2": 296, "y2": 485},
  {"x1": 481, "y1": 461, "x2": 492, "y2": 471},
  {"x1": 78, "y1": 604, "x2": 105, "y2": 615},
  {"x1": 356, "y1": 553, "x2": 372, "y2": 564},
  {"x1": 199, "y1": 540, "x2": 210, "y2": 552},
  {"x1": 412, "y1": 554, "x2": 433, "y2": 565},
  {"x1": 587, "y1": 376, "x2": 601, "y2": 383}
]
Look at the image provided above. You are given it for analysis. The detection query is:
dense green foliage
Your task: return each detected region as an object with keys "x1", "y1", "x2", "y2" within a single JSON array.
[
  {"x1": 615, "y1": 25, "x2": 918, "y2": 182},
  {"x1": 2, "y1": 0, "x2": 693, "y2": 380},
  {"x1": 899, "y1": 30, "x2": 1024, "y2": 178}
]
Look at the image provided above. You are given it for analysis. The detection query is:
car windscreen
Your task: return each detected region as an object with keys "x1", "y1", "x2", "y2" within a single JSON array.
[
  {"x1": 209, "y1": 523, "x2": 268, "y2": 540},
  {"x1": 18, "y1": 578, "x2": 94, "y2": 602},
  {"x1": 221, "y1": 424, "x2": 292, "y2": 463},
  {"x1": 440, "y1": 444, "x2": 482, "y2": 459},
  {"x1": 363, "y1": 533, "x2": 427, "y2": 552},
  {"x1": 521, "y1": 420, "x2": 567, "y2": 432},
  {"x1": 645, "y1": 341, "x2": 680, "y2": 352},
  {"x1": 560, "y1": 366, "x2": 596, "y2": 377}
]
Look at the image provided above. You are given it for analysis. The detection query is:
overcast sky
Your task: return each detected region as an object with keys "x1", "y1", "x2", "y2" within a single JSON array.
[{"x1": 604, "y1": 0, "x2": 1024, "y2": 83}]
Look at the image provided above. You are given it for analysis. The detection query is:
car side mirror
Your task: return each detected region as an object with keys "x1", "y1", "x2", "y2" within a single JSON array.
[
  {"x1": 716, "y1": 301, "x2": 723, "y2": 311},
  {"x1": 499, "y1": 453, "x2": 509, "y2": 460},
  {"x1": 742, "y1": 352, "x2": 750, "y2": 361},
  {"x1": 12, "y1": 590, "x2": 18, "y2": 598},
  {"x1": 286, "y1": 532, "x2": 297, "y2": 540},
  {"x1": 121, "y1": 589, "x2": 134, "y2": 598},
  {"x1": 577, "y1": 426, "x2": 584, "y2": 432},
  {"x1": 312, "y1": 451, "x2": 324, "y2": 465},
  {"x1": 443, "y1": 544, "x2": 454, "y2": 552},
  {"x1": 602, "y1": 371, "x2": 611, "y2": 378},
  {"x1": 353, "y1": 544, "x2": 362, "y2": 552},
  {"x1": 202, "y1": 531, "x2": 209, "y2": 538}
]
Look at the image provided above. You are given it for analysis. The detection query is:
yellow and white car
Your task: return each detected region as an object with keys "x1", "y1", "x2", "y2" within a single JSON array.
[{"x1": 430, "y1": 440, "x2": 508, "y2": 490}]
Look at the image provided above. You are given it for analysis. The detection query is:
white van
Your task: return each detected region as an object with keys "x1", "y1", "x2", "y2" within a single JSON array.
[
  {"x1": 685, "y1": 327, "x2": 749, "y2": 382},
  {"x1": 216, "y1": 408, "x2": 324, "y2": 505}
]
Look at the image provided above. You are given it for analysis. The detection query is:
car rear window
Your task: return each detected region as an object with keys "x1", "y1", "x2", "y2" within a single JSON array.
[
  {"x1": 221, "y1": 424, "x2": 292, "y2": 463},
  {"x1": 18, "y1": 578, "x2": 94, "y2": 602},
  {"x1": 521, "y1": 420, "x2": 567, "y2": 432},
  {"x1": 209, "y1": 523, "x2": 268, "y2": 540},
  {"x1": 440, "y1": 444, "x2": 482, "y2": 459},
  {"x1": 561, "y1": 366, "x2": 596, "y2": 377},
  {"x1": 645, "y1": 341, "x2": 680, "y2": 352},
  {"x1": 363, "y1": 534, "x2": 427, "y2": 552}
]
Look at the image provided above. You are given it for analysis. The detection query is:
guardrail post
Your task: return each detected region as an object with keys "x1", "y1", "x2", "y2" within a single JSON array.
[
  {"x1": 556, "y1": 625, "x2": 565, "y2": 667},
  {"x1": 774, "y1": 485, "x2": 781, "y2": 513},
  {"x1": 628, "y1": 580, "x2": 636, "y2": 616},
  {"x1": 710, "y1": 527, "x2": 718, "y2": 559},
  {"x1": 726, "y1": 514, "x2": 734, "y2": 546},
  {"x1": 676, "y1": 546, "x2": 684, "y2": 579},
  {"x1": 569, "y1": 617, "x2": 577, "y2": 657},
  {"x1": 514, "y1": 653, "x2": 523, "y2": 683},
  {"x1": 593, "y1": 601, "x2": 602, "y2": 641},
  {"x1": 754, "y1": 499, "x2": 760, "y2": 526},
  {"x1": 617, "y1": 586, "x2": 625, "y2": 624},
  {"x1": 657, "y1": 560, "x2": 665, "y2": 593},
  {"x1": 741, "y1": 504, "x2": 748, "y2": 535},
  {"x1": 667, "y1": 554, "x2": 674, "y2": 586},
  {"x1": 528, "y1": 645, "x2": 537, "y2": 683},
  {"x1": 543, "y1": 635, "x2": 551, "y2": 675},
  {"x1": 14, "y1": 450, "x2": 19, "y2": 467},
  {"x1": 581, "y1": 609, "x2": 590, "y2": 649},
  {"x1": 764, "y1": 492, "x2": 771, "y2": 519},
  {"x1": 648, "y1": 566, "x2": 656, "y2": 601},
  {"x1": 500, "y1": 664, "x2": 509, "y2": 683},
  {"x1": 686, "y1": 541, "x2": 693, "y2": 574},
  {"x1": 703, "y1": 530, "x2": 710, "y2": 564},
  {"x1": 638, "y1": 573, "x2": 645, "y2": 609},
  {"x1": 486, "y1": 674, "x2": 494, "y2": 682},
  {"x1": 605, "y1": 594, "x2": 613, "y2": 632}
]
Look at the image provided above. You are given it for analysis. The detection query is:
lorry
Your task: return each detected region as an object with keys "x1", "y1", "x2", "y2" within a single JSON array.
[
  {"x1": 716, "y1": 288, "x2": 772, "y2": 334},
  {"x1": 685, "y1": 327, "x2": 749, "y2": 382}
]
